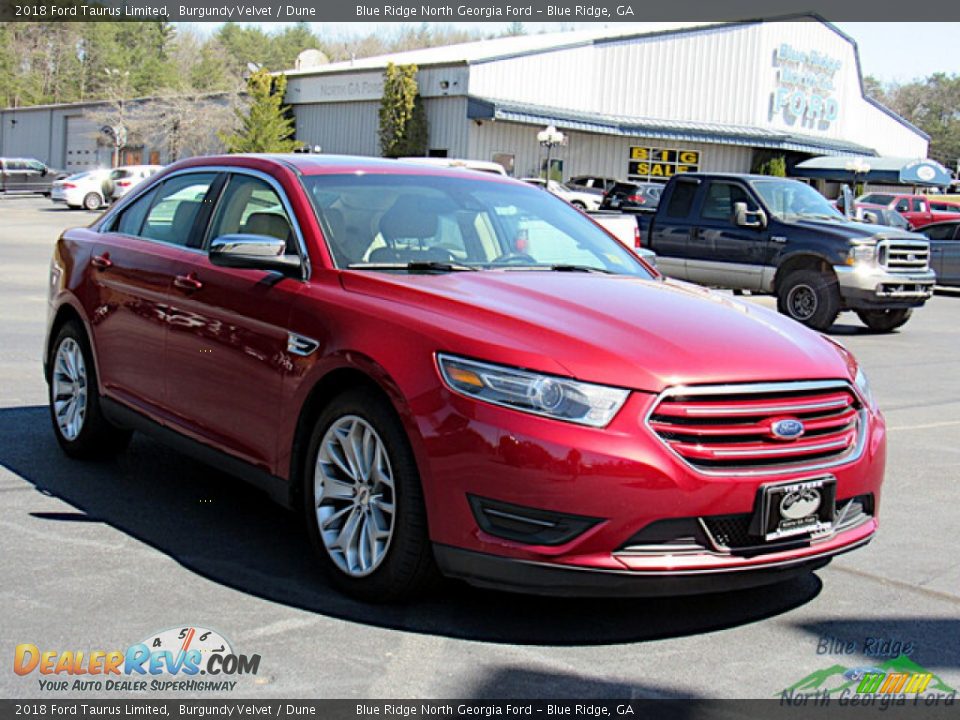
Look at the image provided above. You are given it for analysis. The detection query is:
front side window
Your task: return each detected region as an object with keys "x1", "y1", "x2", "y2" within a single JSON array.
[
  {"x1": 700, "y1": 182, "x2": 754, "y2": 221},
  {"x1": 206, "y1": 174, "x2": 297, "y2": 254},
  {"x1": 303, "y1": 174, "x2": 651, "y2": 277},
  {"x1": 895, "y1": 199, "x2": 910, "y2": 213},
  {"x1": 924, "y1": 224, "x2": 959, "y2": 240}
]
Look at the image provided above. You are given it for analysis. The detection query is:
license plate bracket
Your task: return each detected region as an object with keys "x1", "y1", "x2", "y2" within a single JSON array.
[{"x1": 759, "y1": 477, "x2": 836, "y2": 542}]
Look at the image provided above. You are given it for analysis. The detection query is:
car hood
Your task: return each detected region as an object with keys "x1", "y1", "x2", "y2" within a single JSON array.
[
  {"x1": 788, "y1": 217, "x2": 925, "y2": 241},
  {"x1": 340, "y1": 271, "x2": 851, "y2": 392}
]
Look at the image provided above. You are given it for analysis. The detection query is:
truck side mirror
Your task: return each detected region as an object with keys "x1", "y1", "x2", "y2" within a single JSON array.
[
  {"x1": 735, "y1": 202, "x2": 767, "y2": 229},
  {"x1": 861, "y1": 211, "x2": 878, "y2": 224}
]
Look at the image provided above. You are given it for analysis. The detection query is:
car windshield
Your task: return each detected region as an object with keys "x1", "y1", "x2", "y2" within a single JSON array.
[
  {"x1": 752, "y1": 179, "x2": 845, "y2": 222},
  {"x1": 302, "y1": 174, "x2": 652, "y2": 276}
]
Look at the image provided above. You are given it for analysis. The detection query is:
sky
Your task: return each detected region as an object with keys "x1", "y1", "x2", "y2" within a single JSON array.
[{"x1": 181, "y1": 21, "x2": 959, "y2": 84}]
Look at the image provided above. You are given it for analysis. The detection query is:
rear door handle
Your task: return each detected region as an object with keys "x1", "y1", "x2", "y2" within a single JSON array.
[
  {"x1": 173, "y1": 273, "x2": 203, "y2": 291},
  {"x1": 91, "y1": 253, "x2": 113, "y2": 270}
]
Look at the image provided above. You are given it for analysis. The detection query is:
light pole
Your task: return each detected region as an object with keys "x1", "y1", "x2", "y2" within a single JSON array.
[{"x1": 537, "y1": 125, "x2": 565, "y2": 182}]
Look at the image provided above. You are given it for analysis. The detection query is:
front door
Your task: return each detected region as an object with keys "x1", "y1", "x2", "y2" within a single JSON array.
[
  {"x1": 689, "y1": 180, "x2": 769, "y2": 290},
  {"x1": 163, "y1": 171, "x2": 304, "y2": 471}
]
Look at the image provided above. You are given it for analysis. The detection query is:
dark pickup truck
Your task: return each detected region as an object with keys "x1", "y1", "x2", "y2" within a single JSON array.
[{"x1": 636, "y1": 173, "x2": 935, "y2": 332}]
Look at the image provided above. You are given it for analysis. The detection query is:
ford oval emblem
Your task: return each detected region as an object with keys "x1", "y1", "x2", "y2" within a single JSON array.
[
  {"x1": 771, "y1": 418, "x2": 805, "y2": 440},
  {"x1": 780, "y1": 488, "x2": 822, "y2": 520}
]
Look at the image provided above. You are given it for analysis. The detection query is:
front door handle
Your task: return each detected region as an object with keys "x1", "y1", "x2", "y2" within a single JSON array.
[
  {"x1": 174, "y1": 273, "x2": 203, "y2": 291},
  {"x1": 91, "y1": 253, "x2": 113, "y2": 270}
]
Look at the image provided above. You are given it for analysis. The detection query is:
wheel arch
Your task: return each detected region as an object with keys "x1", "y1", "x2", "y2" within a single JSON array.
[
  {"x1": 45, "y1": 300, "x2": 93, "y2": 382},
  {"x1": 773, "y1": 253, "x2": 836, "y2": 294},
  {"x1": 286, "y1": 360, "x2": 427, "y2": 513}
]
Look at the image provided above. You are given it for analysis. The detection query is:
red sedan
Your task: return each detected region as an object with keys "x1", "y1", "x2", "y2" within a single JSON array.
[{"x1": 45, "y1": 155, "x2": 885, "y2": 600}]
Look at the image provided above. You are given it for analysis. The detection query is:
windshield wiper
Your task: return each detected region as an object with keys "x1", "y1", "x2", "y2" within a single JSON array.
[
  {"x1": 548, "y1": 264, "x2": 614, "y2": 274},
  {"x1": 348, "y1": 261, "x2": 478, "y2": 273}
]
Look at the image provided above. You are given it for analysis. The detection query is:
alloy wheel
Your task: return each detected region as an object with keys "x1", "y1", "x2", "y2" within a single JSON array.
[
  {"x1": 52, "y1": 337, "x2": 88, "y2": 441},
  {"x1": 314, "y1": 415, "x2": 396, "y2": 577}
]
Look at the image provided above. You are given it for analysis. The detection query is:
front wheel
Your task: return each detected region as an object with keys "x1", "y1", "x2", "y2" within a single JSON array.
[
  {"x1": 48, "y1": 322, "x2": 132, "y2": 458},
  {"x1": 303, "y1": 388, "x2": 439, "y2": 602},
  {"x1": 777, "y1": 269, "x2": 840, "y2": 331},
  {"x1": 856, "y1": 308, "x2": 912, "y2": 332}
]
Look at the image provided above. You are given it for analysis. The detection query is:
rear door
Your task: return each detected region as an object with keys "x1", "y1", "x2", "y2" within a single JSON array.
[
  {"x1": 24, "y1": 160, "x2": 49, "y2": 193},
  {"x1": 88, "y1": 171, "x2": 220, "y2": 415},
  {"x1": 649, "y1": 177, "x2": 701, "y2": 279},
  {"x1": 162, "y1": 170, "x2": 305, "y2": 470},
  {"x1": 4, "y1": 160, "x2": 29, "y2": 191},
  {"x1": 688, "y1": 180, "x2": 768, "y2": 290}
]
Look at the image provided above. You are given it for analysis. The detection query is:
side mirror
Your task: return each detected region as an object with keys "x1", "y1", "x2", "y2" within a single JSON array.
[
  {"x1": 734, "y1": 201, "x2": 767, "y2": 229},
  {"x1": 209, "y1": 234, "x2": 302, "y2": 277},
  {"x1": 41, "y1": 167, "x2": 48, "y2": 176},
  {"x1": 861, "y1": 211, "x2": 878, "y2": 224}
]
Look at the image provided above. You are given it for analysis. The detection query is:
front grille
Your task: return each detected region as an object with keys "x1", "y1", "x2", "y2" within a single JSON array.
[
  {"x1": 647, "y1": 381, "x2": 864, "y2": 475},
  {"x1": 878, "y1": 239, "x2": 930, "y2": 272}
]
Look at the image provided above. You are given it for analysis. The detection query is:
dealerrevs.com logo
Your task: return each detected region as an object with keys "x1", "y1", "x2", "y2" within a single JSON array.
[{"x1": 14, "y1": 626, "x2": 261, "y2": 693}]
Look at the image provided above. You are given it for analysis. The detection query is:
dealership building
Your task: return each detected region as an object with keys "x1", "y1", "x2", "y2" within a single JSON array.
[
  {"x1": 0, "y1": 17, "x2": 929, "y2": 182},
  {"x1": 284, "y1": 17, "x2": 928, "y2": 182}
]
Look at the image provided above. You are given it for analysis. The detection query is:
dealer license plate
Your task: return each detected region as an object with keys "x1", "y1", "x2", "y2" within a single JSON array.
[{"x1": 759, "y1": 477, "x2": 836, "y2": 542}]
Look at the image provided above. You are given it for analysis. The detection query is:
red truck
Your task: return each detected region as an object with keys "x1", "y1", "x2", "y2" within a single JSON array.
[{"x1": 858, "y1": 192, "x2": 960, "y2": 229}]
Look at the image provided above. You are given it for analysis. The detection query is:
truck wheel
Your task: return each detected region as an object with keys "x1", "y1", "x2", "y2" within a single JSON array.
[
  {"x1": 48, "y1": 322, "x2": 132, "y2": 459},
  {"x1": 777, "y1": 269, "x2": 840, "y2": 331},
  {"x1": 303, "y1": 388, "x2": 440, "y2": 602},
  {"x1": 856, "y1": 308, "x2": 912, "y2": 332},
  {"x1": 83, "y1": 192, "x2": 102, "y2": 211}
]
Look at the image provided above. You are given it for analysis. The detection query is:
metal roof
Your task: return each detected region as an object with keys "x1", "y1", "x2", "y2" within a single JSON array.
[
  {"x1": 282, "y1": 23, "x2": 720, "y2": 77},
  {"x1": 467, "y1": 98, "x2": 878, "y2": 157}
]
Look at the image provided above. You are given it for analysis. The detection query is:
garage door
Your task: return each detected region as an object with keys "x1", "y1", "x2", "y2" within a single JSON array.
[{"x1": 64, "y1": 116, "x2": 101, "y2": 172}]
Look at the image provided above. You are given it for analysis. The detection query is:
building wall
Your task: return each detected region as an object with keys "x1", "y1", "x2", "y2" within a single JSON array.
[
  {"x1": 469, "y1": 121, "x2": 753, "y2": 180},
  {"x1": 465, "y1": 20, "x2": 927, "y2": 158}
]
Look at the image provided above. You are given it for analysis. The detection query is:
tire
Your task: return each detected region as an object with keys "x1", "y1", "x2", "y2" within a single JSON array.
[
  {"x1": 571, "y1": 200, "x2": 586, "y2": 210},
  {"x1": 48, "y1": 322, "x2": 132, "y2": 459},
  {"x1": 303, "y1": 387, "x2": 439, "y2": 602},
  {"x1": 777, "y1": 269, "x2": 841, "y2": 331},
  {"x1": 856, "y1": 308, "x2": 912, "y2": 332},
  {"x1": 82, "y1": 192, "x2": 102, "y2": 211}
]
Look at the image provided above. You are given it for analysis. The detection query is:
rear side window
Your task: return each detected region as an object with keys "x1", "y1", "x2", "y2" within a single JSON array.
[
  {"x1": 112, "y1": 172, "x2": 217, "y2": 246},
  {"x1": 912, "y1": 198, "x2": 925, "y2": 212},
  {"x1": 141, "y1": 173, "x2": 217, "y2": 247},
  {"x1": 666, "y1": 181, "x2": 698, "y2": 218}
]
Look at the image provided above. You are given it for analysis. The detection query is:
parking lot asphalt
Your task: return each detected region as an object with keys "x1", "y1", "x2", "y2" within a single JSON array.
[{"x1": 1, "y1": 196, "x2": 958, "y2": 700}]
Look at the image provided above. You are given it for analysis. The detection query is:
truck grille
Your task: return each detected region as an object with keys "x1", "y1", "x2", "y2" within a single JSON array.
[
  {"x1": 647, "y1": 381, "x2": 865, "y2": 475},
  {"x1": 878, "y1": 239, "x2": 930, "y2": 272}
]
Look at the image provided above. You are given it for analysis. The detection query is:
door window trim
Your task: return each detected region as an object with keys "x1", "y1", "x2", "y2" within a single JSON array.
[{"x1": 99, "y1": 166, "x2": 311, "y2": 281}]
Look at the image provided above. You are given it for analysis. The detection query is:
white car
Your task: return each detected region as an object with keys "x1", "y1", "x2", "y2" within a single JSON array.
[
  {"x1": 50, "y1": 169, "x2": 113, "y2": 211},
  {"x1": 520, "y1": 177, "x2": 601, "y2": 211},
  {"x1": 110, "y1": 165, "x2": 163, "y2": 200}
]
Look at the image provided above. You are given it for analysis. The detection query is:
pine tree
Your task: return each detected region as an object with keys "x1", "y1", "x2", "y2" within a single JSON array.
[
  {"x1": 220, "y1": 69, "x2": 301, "y2": 154},
  {"x1": 379, "y1": 63, "x2": 422, "y2": 158}
]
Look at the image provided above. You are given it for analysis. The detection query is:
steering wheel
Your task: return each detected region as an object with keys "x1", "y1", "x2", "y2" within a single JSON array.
[{"x1": 491, "y1": 252, "x2": 537, "y2": 265}]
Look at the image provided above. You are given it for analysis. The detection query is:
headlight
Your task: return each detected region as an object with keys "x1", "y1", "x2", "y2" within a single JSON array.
[
  {"x1": 847, "y1": 244, "x2": 877, "y2": 266},
  {"x1": 437, "y1": 354, "x2": 629, "y2": 428},
  {"x1": 854, "y1": 366, "x2": 876, "y2": 409}
]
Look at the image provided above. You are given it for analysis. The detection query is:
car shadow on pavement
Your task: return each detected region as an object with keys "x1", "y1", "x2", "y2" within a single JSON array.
[
  {"x1": 0, "y1": 405, "x2": 823, "y2": 647},
  {"x1": 463, "y1": 665, "x2": 698, "y2": 701},
  {"x1": 793, "y1": 619, "x2": 960, "y2": 671}
]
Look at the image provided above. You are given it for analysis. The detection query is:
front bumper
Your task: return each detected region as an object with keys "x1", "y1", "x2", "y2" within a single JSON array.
[
  {"x1": 418, "y1": 388, "x2": 886, "y2": 595},
  {"x1": 834, "y1": 265, "x2": 935, "y2": 309}
]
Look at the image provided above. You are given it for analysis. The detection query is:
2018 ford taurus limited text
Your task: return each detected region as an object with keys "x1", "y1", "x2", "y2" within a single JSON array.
[{"x1": 44, "y1": 155, "x2": 885, "y2": 601}]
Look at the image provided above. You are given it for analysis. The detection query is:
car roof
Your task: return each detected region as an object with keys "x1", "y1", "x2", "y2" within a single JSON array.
[{"x1": 172, "y1": 154, "x2": 520, "y2": 183}]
